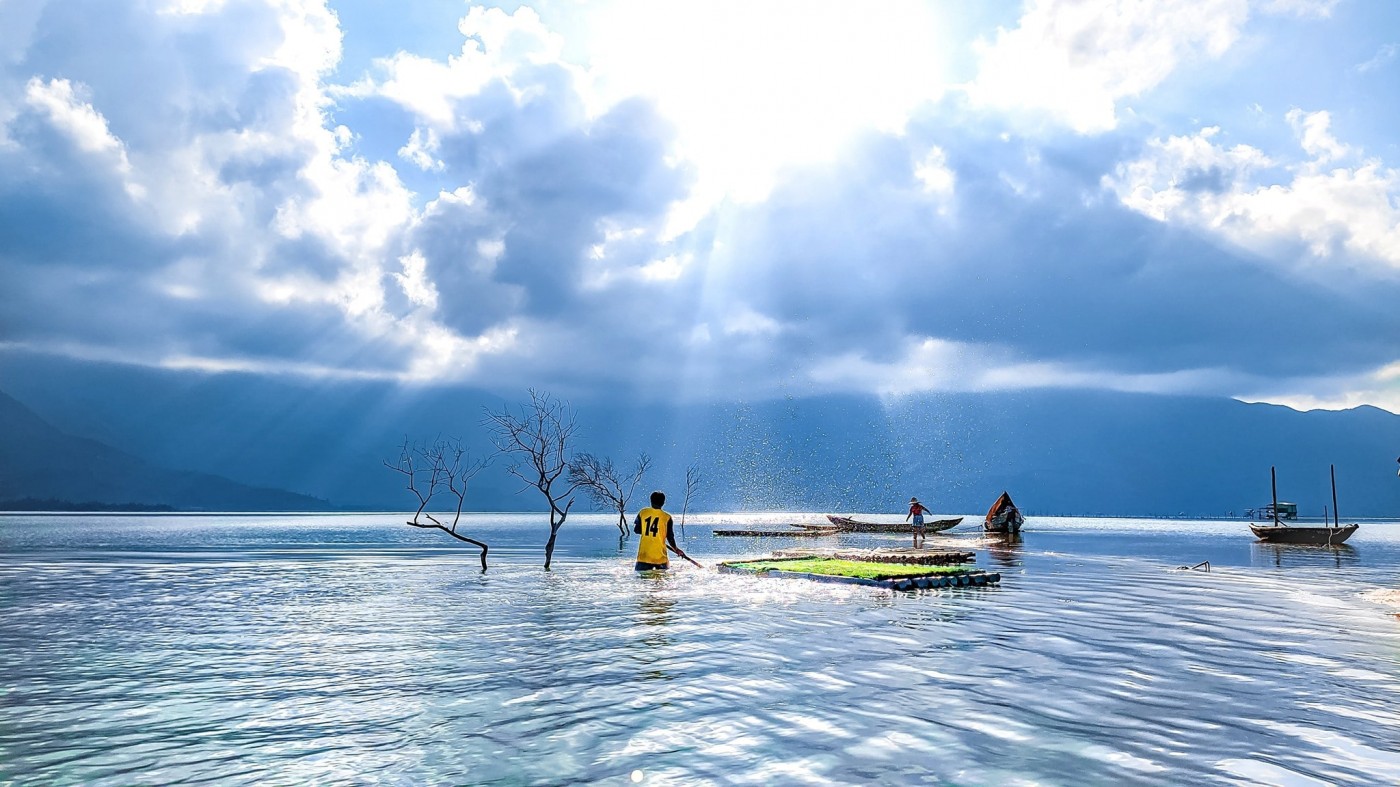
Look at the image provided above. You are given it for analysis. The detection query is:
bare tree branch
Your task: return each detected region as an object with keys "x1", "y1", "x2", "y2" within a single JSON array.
[
  {"x1": 570, "y1": 452, "x2": 652, "y2": 537},
  {"x1": 385, "y1": 435, "x2": 490, "y2": 571},
  {"x1": 484, "y1": 389, "x2": 580, "y2": 570},
  {"x1": 681, "y1": 462, "x2": 702, "y2": 538},
  {"x1": 422, "y1": 436, "x2": 490, "y2": 532}
]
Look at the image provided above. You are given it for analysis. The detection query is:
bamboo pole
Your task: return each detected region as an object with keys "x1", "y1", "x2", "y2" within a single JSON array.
[
  {"x1": 1271, "y1": 466, "x2": 1280, "y2": 527},
  {"x1": 1331, "y1": 464, "x2": 1340, "y2": 528}
]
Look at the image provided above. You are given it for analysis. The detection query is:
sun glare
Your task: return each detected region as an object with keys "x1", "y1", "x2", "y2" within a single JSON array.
[{"x1": 583, "y1": 0, "x2": 949, "y2": 205}]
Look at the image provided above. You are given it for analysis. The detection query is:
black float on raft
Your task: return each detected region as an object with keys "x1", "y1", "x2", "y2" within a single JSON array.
[
  {"x1": 712, "y1": 528, "x2": 844, "y2": 537},
  {"x1": 770, "y1": 547, "x2": 975, "y2": 566}
]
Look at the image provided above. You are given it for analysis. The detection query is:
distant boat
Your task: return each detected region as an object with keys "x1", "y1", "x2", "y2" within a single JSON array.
[
  {"x1": 1245, "y1": 501, "x2": 1297, "y2": 521},
  {"x1": 984, "y1": 492, "x2": 1024, "y2": 534},
  {"x1": 806, "y1": 515, "x2": 963, "y2": 533},
  {"x1": 1251, "y1": 465, "x2": 1358, "y2": 546}
]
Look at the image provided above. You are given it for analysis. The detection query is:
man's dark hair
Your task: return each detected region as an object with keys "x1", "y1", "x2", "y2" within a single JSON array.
[{"x1": 650, "y1": 490, "x2": 666, "y2": 507}]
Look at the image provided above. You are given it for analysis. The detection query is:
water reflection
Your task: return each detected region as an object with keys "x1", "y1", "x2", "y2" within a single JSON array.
[
  {"x1": 634, "y1": 584, "x2": 676, "y2": 685},
  {"x1": 638, "y1": 591, "x2": 676, "y2": 633},
  {"x1": 986, "y1": 534, "x2": 1024, "y2": 568},
  {"x1": 1252, "y1": 542, "x2": 1360, "y2": 569}
]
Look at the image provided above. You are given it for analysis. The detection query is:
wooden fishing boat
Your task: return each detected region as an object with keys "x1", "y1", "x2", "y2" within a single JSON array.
[
  {"x1": 1251, "y1": 465, "x2": 1359, "y2": 546},
  {"x1": 808, "y1": 515, "x2": 964, "y2": 533},
  {"x1": 984, "y1": 491, "x2": 1023, "y2": 533},
  {"x1": 1249, "y1": 523, "x2": 1357, "y2": 545}
]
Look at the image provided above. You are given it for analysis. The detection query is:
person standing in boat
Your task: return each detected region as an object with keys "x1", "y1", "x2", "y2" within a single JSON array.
[
  {"x1": 633, "y1": 490, "x2": 701, "y2": 571},
  {"x1": 906, "y1": 497, "x2": 933, "y2": 549}
]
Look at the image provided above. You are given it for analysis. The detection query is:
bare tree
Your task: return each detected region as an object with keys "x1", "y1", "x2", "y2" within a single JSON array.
[
  {"x1": 485, "y1": 390, "x2": 581, "y2": 570},
  {"x1": 569, "y1": 452, "x2": 652, "y2": 537},
  {"x1": 384, "y1": 436, "x2": 491, "y2": 571},
  {"x1": 680, "y1": 462, "x2": 702, "y2": 538}
]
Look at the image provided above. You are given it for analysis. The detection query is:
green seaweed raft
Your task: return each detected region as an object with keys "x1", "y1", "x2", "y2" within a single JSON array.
[{"x1": 719, "y1": 556, "x2": 1001, "y2": 590}]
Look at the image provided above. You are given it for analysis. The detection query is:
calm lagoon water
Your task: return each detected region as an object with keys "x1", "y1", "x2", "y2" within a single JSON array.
[{"x1": 4, "y1": 512, "x2": 1400, "y2": 786}]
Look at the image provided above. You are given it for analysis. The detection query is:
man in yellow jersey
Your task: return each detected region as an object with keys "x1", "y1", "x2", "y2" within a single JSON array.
[{"x1": 632, "y1": 490, "x2": 701, "y2": 570}]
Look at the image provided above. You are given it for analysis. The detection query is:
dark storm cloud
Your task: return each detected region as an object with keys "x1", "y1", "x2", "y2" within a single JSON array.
[
  {"x1": 700, "y1": 115, "x2": 1400, "y2": 385},
  {"x1": 17, "y1": 1, "x2": 286, "y2": 144},
  {"x1": 407, "y1": 192, "x2": 524, "y2": 335},
  {"x1": 399, "y1": 63, "x2": 692, "y2": 330}
]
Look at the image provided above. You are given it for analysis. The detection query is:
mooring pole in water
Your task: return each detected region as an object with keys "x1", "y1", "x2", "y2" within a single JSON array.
[
  {"x1": 1331, "y1": 464, "x2": 1340, "y2": 528},
  {"x1": 1271, "y1": 465, "x2": 1280, "y2": 527}
]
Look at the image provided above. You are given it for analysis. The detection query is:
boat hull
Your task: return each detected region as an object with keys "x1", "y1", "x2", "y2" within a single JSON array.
[
  {"x1": 1249, "y1": 523, "x2": 1358, "y2": 545},
  {"x1": 984, "y1": 492, "x2": 1024, "y2": 533},
  {"x1": 814, "y1": 515, "x2": 963, "y2": 534}
]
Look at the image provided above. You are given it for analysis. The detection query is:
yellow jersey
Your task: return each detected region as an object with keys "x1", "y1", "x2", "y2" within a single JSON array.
[{"x1": 634, "y1": 507, "x2": 673, "y2": 566}]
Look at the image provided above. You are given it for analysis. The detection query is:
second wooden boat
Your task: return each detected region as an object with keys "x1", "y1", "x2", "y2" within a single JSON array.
[{"x1": 805, "y1": 515, "x2": 964, "y2": 533}]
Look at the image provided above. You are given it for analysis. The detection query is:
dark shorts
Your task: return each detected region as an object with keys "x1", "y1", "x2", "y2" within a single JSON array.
[
  {"x1": 912, "y1": 515, "x2": 925, "y2": 532},
  {"x1": 635, "y1": 561, "x2": 669, "y2": 571}
]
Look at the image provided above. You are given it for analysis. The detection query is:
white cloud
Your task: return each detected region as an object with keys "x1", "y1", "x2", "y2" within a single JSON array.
[
  {"x1": 273, "y1": 156, "x2": 413, "y2": 267},
  {"x1": 1286, "y1": 108, "x2": 1347, "y2": 163},
  {"x1": 638, "y1": 254, "x2": 686, "y2": 282},
  {"x1": 1260, "y1": 0, "x2": 1338, "y2": 18},
  {"x1": 398, "y1": 127, "x2": 444, "y2": 171},
  {"x1": 24, "y1": 77, "x2": 132, "y2": 171},
  {"x1": 914, "y1": 145, "x2": 955, "y2": 197},
  {"x1": 1109, "y1": 126, "x2": 1272, "y2": 221},
  {"x1": 806, "y1": 336, "x2": 1251, "y2": 398},
  {"x1": 401, "y1": 322, "x2": 520, "y2": 383},
  {"x1": 967, "y1": 0, "x2": 1251, "y2": 133},
  {"x1": 722, "y1": 306, "x2": 785, "y2": 338},
  {"x1": 1108, "y1": 119, "x2": 1400, "y2": 269},
  {"x1": 1355, "y1": 43, "x2": 1398, "y2": 74},
  {"x1": 1239, "y1": 359, "x2": 1400, "y2": 414},
  {"x1": 394, "y1": 251, "x2": 439, "y2": 309},
  {"x1": 334, "y1": 6, "x2": 566, "y2": 131},
  {"x1": 159, "y1": 0, "x2": 230, "y2": 14},
  {"x1": 259, "y1": 0, "x2": 341, "y2": 80}
]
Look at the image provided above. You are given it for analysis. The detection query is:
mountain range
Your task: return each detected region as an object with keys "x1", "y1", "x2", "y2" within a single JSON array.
[
  {"x1": 0, "y1": 355, "x2": 1397, "y2": 516},
  {"x1": 0, "y1": 389, "x2": 333, "y2": 511}
]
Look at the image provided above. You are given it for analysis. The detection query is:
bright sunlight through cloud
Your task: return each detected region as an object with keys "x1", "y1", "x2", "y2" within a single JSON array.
[{"x1": 581, "y1": 0, "x2": 950, "y2": 207}]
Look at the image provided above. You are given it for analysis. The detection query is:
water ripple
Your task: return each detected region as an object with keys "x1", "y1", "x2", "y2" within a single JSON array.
[{"x1": 4, "y1": 514, "x2": 1400, "y2": 784}]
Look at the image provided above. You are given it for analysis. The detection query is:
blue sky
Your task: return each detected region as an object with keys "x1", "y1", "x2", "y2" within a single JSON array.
[{"x1": 2, "y1": 0, "x2": 1398, "y2": 411}]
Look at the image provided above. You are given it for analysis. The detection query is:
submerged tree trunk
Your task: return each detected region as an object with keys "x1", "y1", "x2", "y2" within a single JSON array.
[
  {"x1": 544, "y1": 526, "x2": 560, "y2": 571},
  {"x1": 543, "y1": 496, "x2": 573, "y2": 571}
]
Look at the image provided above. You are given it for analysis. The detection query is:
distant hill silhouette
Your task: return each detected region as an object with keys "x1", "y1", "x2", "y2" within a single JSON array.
[
  {"x1": 0, "y1": 359, "x2": 1397, "y2": 517},
  {"x1": 0, "y1": 389, "x2": 334, "y2": 511}
]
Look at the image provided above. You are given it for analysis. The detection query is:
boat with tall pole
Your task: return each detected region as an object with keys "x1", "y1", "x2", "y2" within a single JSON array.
[{"x1": 1250, "y1": 465, "x2": 1358, "y2": 545}]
